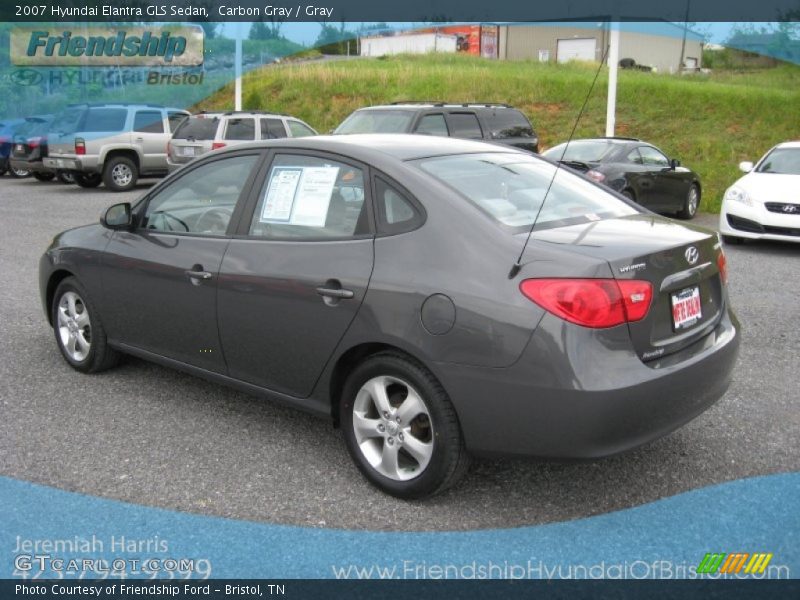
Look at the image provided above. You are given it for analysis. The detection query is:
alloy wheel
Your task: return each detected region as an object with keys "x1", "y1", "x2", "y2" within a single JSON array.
[
  {"x1": 57, "y1": 291, "x2": 92, "y2": 362},
  {"x1": 110, "y1": 163, "x2": 133, "y2": 188}
]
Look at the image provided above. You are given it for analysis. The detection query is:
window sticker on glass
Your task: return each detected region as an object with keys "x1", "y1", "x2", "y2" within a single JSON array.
[
  {"x1": 260, "y1": 165, "x2": 340, "y2": 227},
  {"x1": 261, "y1": 167, "x2": 302, "y2": 222}
]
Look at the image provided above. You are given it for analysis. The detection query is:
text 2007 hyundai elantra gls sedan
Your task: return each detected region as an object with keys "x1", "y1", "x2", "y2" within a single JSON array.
[{"x1": 40, "y1": 135, "x2": 740, "y2": 499}]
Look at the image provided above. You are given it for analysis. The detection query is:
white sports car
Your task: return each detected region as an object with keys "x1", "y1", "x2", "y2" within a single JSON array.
[{"x1": 720, "y1": 141, "x2": 800, "y2": 243}]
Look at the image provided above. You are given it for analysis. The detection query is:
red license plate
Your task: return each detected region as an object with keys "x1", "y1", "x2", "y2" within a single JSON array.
[{"x1": 671, "y1": 286, "x2": 702, "y2": 330}]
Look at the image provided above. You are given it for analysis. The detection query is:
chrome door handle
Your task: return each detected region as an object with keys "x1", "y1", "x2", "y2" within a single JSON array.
[
  {"x1": 315, "y1": 287, "x2": 354, "y2": 299},
  {"x1": 186, "y1": 270, "x2": 212, "y2": 280}
]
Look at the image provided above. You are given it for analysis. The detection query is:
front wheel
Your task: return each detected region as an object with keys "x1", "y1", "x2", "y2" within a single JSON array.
[
  {"x1": 73, "y1": 172, "x2": 102, "y2": 188},
  {"x1": 677, "y1": 184, "x2": 700, "y2": 219},
  {"x1": 340, "y1": 352, "x2": 469, "y2": 499},
  {"x1": 52, "y1": 277, "x2": 119, "y2": 373}
]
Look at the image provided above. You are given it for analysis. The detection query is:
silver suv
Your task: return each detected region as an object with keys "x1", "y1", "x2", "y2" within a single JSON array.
[
  {"x1": 44, "y1": 103, "x2": 190, "y2": 192},
  {"x1": 167, "y1": 111, "x2": 317, "y2": 170}
]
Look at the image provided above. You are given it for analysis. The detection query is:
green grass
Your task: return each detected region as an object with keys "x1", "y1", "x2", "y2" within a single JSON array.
[{"x1": 196, "y1": 53, "x2": 800, "y2": 213}]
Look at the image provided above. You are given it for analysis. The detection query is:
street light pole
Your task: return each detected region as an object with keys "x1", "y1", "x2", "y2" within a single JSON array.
[{"x1": 605, "y1": 20, "x2": 620, "y2": 137}]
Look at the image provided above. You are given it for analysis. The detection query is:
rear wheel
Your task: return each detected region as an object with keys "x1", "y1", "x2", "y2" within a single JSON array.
[
  {"x1": 10, "y1": 166, "x2": 31, "y2": 178},
  {"x1": 33, "y1": 172, "x2": 56, "y2": 182},
  {"x1": 73, "y1": 172, "x2": 102, "y2": 188},
  {"x1": 56, "y1": 170, "x2": 75, "y2": 184},
  {"x1": 103, "y1": 156, "x2": 138, "y2": 192},
  {"x1": 52, "y1": 277, "x2": 119, "y2": 373},
  {"x1": 677, "y1": 184, "x2": 700, "y2": 219},
  {"x1": 340, "y1": 352, "x2": 469, "y2": 499}
]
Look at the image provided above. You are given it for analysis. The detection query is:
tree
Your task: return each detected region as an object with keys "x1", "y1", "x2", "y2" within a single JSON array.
[{"x1": 249, "y1": 17, "x2": 284, "y2": 41}]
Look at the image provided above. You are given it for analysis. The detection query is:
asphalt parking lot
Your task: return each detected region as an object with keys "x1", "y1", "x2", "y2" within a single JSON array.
[{"x1": 0, "y1": 175, "x2": 798, "y2": 532}]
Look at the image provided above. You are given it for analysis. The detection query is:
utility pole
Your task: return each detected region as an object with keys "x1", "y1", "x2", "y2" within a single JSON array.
[{"x1": 605, "y1": 20, "x2": 620, "y2": 137}]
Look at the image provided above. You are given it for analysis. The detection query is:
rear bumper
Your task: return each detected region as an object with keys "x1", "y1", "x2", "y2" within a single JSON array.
[
  {"x1": 43, "y1": 155, "x2": 100, "y2": 173},
  {"x1": 10, "y1": 158, "x2": 52, "y2": 174},
  {"x1": 435, "y1": 308, "x2": 740, "y2": 459}
]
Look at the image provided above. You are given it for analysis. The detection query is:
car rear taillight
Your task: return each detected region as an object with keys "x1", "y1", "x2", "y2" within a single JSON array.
[
  {"x1": 717, "y1": 251, "x2": 728, "y2": 285},
  {"x1": 75, "y1": 138, "x2": 86, "y2": 155},
  {"x1": 27, "y1": 136, "x2": 42, "y2": 149},
  {"x1": 520, "y1": 278, "x2": 653, "y2": 328},
  {"x1": 586, "y1": 169, "x2": 606, "y2": 183},
  {"x1": 211, "y1": 142, "x2": 226, "y2": 150}
]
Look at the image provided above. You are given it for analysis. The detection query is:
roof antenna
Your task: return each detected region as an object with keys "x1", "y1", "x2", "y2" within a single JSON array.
[{"x1": 508, "y1": 44, "x2": 611, "y2": 279}]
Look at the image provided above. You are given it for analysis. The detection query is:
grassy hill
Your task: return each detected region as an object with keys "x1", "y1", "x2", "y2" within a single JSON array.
[{"x1": 196, "y1": 54, "x2": 800, "y2": 213}]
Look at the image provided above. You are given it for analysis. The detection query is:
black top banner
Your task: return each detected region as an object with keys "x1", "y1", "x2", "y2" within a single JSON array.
[{"x1": 4, "y1": 0, "x2": 800, "y2": 22}]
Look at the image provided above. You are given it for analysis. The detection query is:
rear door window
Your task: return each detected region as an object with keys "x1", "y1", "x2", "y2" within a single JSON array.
[
  {"x1": 224, "y1": 118, "x2": 256, "y2": 141},
  {"x1": 638, "y1": 146, "x2": 669, "y2": 167},
  {"x1": 133, "y1": 110, "x2": 164, "y2": 134},
  {"x1": 414, "y1": 114, "x2": 449, "y2": 136},
  {"x1": 260, "y1": 118, "x2": 287, "y2": 139},
  {"x1": 82, "y1": 108, "x2": 128, "y2": 132},
  {"x1": 286, "y1": 120, "x2": 316, "y2": 138},
  {"x1": 374, "y1": 176, "x2": 424, "y2": 234},
  {"x1": 446, "y1": 112, "x2": 483, "y2": 139}
]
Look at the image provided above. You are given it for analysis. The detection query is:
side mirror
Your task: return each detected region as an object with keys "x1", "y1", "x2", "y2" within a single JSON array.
[
  {"x1": 670, "y1": 158, "x2": 681, "y2": 170},
  {"x1": 739, "y1": 161, "x2": 754, "y2": 173},
  {"x1": 101, "y1": 202, "x2": 133, "y2": 230}
]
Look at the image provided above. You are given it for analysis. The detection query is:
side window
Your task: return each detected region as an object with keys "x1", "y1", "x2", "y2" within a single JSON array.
[
  {"x1": 167, "y1": 112, "x2": 189, "y2": 133},
  {"x1": 82, "y1": 108, "x2": 127, "y2": 133},
  {"x1": 249, "y1": 154, "x2": 368, "y2": 239},
  {"x1": 141, "y1": 155, "x2": 258, "y2": 235},
  {"x1": 224, "y1": 118, "x2": 255, "y2": 140},
  {"x1": 260, "y1": 118, "x2": 287, "y2": 139},
  {"x1": 638, "y1": 146, "x2": 669, "y2": 167},
  {"x1": 414, "y1": 114, "x2": 449, "y2": 136},
  {"x1": 287, "y1": 120, "x2": 316, "y2": 138},
  {"x1": 487, "y1": 109, "x2": 535, "y2": 139},
  {"x1": 447, "y1": 112, "x2": 483, "y2": 139},
  {"x1": 133, "y1": 110, "x2": 164, "y2": 134},
  {"x1": 375, "y1": 177, "x2": 423, "y2": 235},
  {"x1": 625, "y1": 148, "x2": 643, "y2": 165}
]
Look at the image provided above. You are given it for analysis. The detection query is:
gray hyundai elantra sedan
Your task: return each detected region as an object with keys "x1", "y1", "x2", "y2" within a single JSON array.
[{"x1": 39, "y1": 135, "x2": 740, "y2": 498}]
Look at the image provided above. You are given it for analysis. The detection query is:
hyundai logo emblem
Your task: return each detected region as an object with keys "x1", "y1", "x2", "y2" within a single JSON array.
[
  {"x1": 10, "y1": 69, "x2": 43, "y2": 86},
  {"x1": 685, "y1": 246, "x2": 699, "y2": 265},
  {"x1": 782, "y1": 205, "x2": 798, "y2": 213}
]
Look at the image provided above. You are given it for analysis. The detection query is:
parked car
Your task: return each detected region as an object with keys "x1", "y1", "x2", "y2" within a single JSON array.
[
  {"x1": 719, "y1": 141, "x2": 800, "y2": 244},
  {"x1": 43, "y1": 103, "x2": 190, "y2": 192},
  {"x1": 0, "y1": 118, "x2": 32, "y2": 177},
  {"x1": 542, "y1": 137, "x2": 702, "y2": 219},
  {"x1": 167, "y1": 111, "x2": 317, "y2": 170},
  {"x1": 334, "y1": 102, "x2": 539, "y2": 153},
  {"x1": 40, "y1": 135, "x2": 739, "y2": 499},
  {"x1": 8, "y1": 115, "x2": 64, "y2": 182}
]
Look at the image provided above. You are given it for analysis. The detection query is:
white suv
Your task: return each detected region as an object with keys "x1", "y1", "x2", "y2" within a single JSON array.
[{"x1": 167, "y1": 111, "x2": 317, "y2": 170}]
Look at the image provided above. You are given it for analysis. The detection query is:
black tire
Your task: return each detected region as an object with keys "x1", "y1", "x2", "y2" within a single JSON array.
[
  {"x1": 33, "y1": 172, "x2": 56, "y2": 182},
  {"x1": 51, "y1": 277, "x2": 120, "y2": 373},
  {"x1": 340, "y1": 352, "x2": 469, "y2": 499},
  {"x1": 56, "y1": 170, "x2": 75, "y2": 184},
  {"x1": 74, "y1": 172, "x2": 103, "y2": 188},
  {"x1": 9, "y1": 166, "x2": 31, "y2": 178},
  {"x1": 102, "y1": 156, "x2": 139, "y2": 192},
  {"x1": 722, "y1": 234, "x2": 744, "y2": 245},
  {"x1": 677, "y1": 184, "x2": 700, "y2": 219},
  {"x1": 0, "y1": 165, "x2": 7, "y2": 176}
]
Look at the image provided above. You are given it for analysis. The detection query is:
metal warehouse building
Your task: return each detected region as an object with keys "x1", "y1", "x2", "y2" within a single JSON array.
[{"x1": 497, "y1": 23, "x2": 704, "y2": 73}]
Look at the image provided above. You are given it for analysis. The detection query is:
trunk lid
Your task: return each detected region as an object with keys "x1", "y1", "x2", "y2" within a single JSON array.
[{"x1": 528, "y1": 214, "x2": 725, "y2": 361}]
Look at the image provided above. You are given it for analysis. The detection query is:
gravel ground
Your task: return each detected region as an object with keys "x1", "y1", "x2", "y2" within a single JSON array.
[{"x1": 0, "y1": 175, "x2": 797, "y2": 531}]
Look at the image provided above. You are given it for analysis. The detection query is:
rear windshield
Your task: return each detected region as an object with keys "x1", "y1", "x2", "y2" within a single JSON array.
[
  {"x1": 756, "y1": 147, "x2": 800, "y2": 175},
  {"x1": 15, "y1": 118, "x2": 51, "y2": 138},
  {"x1": 416, "y1": 152, "x2": 638, "y2": 230},
  {"x1": 335, "y1": 109, "x2": 415, "y2": 134},
  {"x1": 542, "y1": 141, "x2": 618, "y2": 163},
  {"x1": 486, "y1": 109, "x2": 535, "y2": 139},
  {"x1": 173, "y1": 116, "x2": 220, "y2": 141}
]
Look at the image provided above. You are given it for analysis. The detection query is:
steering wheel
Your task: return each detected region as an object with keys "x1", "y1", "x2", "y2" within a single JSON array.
[
  {"x1": 195, "y1": 207, "x2": 233, "y2": 234},
  {"x1": 150, "y1": 211, "x2": 189, "y2": 232}
]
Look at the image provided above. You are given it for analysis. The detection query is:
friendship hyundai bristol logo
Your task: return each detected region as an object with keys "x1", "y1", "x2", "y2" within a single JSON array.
[
  {"x1": 10, "y1": 69, "x2": 43, "y2": 86},
  {"x1": 697, "y1": 552, "x2": 774, "y2": 575},
  {"x1": 684, "y1": 246, "x2": 699, "y2": 265}
]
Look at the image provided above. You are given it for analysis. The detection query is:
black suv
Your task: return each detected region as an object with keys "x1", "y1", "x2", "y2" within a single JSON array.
[{"x1": 334, "y1": 102, "x2": 538, "y2": 153}]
